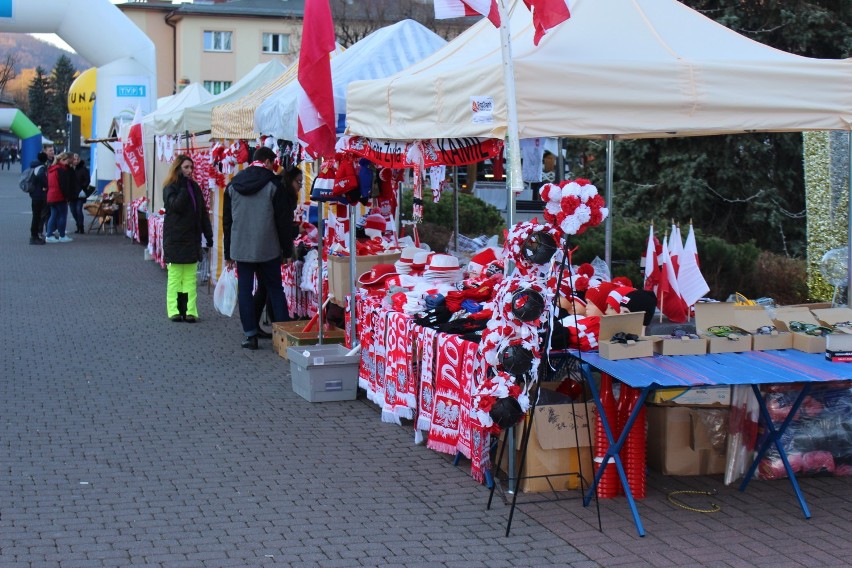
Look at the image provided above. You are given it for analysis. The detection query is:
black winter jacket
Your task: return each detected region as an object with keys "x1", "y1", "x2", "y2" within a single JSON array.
[{"x1": 162, "y1": 176, "x2": 213, "y2": 264}]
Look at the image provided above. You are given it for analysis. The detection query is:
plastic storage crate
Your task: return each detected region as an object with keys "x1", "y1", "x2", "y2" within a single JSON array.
[{"x1": 287, "y1": 344, "x2": 359, "y2": 402}]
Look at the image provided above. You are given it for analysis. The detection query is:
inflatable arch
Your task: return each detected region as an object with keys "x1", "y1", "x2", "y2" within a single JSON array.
[
  {"x1": 0, "y1": 108, "x2": 41, "y2": 170},
  {"x1": 0, "y1": 0, "x2": 156, "y2": 190}
]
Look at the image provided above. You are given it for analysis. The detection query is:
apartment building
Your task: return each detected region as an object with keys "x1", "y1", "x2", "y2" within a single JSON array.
[
  {"x1": 118, "y1": 0, "x2": 306, "y2": 99},
  {"x1": 118, "y1": 0, "x2": 469, "y2": 100}
]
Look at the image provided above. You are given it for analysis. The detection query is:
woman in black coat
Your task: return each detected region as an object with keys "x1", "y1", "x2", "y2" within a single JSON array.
[{"x1": 162, "y1": 154, "x2": 213, "y2": 322}]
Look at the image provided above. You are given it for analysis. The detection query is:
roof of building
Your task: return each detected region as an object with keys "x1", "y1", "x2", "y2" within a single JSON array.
[{"x1": 119, "y1": 0, "x2": 305, "y2": 18}]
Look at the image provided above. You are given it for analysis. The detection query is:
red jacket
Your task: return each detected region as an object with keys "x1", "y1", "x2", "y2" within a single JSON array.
[{"x1": 46, "y1": 163, "x2": 68, "y2": 203}]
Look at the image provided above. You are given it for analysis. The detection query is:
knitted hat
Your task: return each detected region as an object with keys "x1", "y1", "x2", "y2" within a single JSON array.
[
  {"x1": 584, "y1": 282, "x2": 616, "y2": 314},
  {"x1": 467, "y1": 247, "x2": 499, "y2": 277},
  {"x1": 363, "y1": 214, "x2": 387, "y2": 236},
  {"x1": 623, "y1": 289, "x2": 658, "y2": 325}
]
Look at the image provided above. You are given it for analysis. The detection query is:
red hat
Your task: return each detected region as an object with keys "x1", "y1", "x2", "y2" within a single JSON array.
[
  {"x1": 363, "y1": 214, "x2": 387, "y2": 235},
  {"x1": 358, "y1": 264, "x2": 399, "y2": 287},
  {"x1": 584, "y1": 282, "x2": 616, "y2": 314},
  {"x1": 468, "y1": 247, "x2": 499, "y2": 277},
  {"x1": 612, "y1": 276, "x2": 634, "y2": 288}
]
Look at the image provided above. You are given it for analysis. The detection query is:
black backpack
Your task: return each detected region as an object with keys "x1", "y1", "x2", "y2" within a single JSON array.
[{"x1": 19, "y1": 165, "x2": 43, "y2": 194}]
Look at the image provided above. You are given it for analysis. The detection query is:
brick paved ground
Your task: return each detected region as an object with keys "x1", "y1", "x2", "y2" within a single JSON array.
[{"x1": 1, "y1": 170, "x2": 851, "y2": 567}]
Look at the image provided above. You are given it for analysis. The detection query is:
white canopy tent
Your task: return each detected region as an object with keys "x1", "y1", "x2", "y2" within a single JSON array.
[
  {"x1": 346, "y1": 0, "x2": 852, "y2": 141},
  {"x1": 146, "y1": 60, "x2": 287, "y2": 137},
  {"x1": 255, "y1": 19, "x2": 447, "y2": 141},
  {"x1": 144, "y1": 83, "x2": 213, "y2": 142}
]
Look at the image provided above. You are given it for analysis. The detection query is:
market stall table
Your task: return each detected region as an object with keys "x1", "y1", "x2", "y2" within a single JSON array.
[{"x1": 573, "y1": 349, "x2": 852, "y2": 537}]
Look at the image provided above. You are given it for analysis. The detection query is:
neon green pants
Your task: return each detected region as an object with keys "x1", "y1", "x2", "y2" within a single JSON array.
[{"x1": 166, "y1": 262, "x2": 198, "y2": 318}]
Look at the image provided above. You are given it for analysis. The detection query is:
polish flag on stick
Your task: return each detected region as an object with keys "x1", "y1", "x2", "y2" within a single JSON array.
[
  {"x1": 297, "y1": 0, "x2": 337, "y2": 159},
  {"x1": 657, "y1": 236, "x2": 689, "y2": 323},
  {"x1": 677, "y1": 222, "x2": 710, "y2": 307},
  {"x1": 643, "y1": 224, "x2": 659, "y2": 292},
  {"x1": 668, "y1": 220, "x2": 683, "y2": 276}
]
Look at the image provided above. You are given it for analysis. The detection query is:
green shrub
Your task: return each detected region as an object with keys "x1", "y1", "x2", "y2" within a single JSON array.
[{"x1": 400, "y1": 189, "x2": 505, "y2": 246}]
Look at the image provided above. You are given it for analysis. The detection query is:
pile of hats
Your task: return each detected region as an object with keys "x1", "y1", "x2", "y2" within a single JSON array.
[
  {"x1": 423, "y1": 254, "x2": 463, "y2": 283},
  {"x1": 394, "y1": 247, "x2": 420, "y2": 275},
  {"x1": 466, "y1": 247, "x2": 504, "y2": 279}
]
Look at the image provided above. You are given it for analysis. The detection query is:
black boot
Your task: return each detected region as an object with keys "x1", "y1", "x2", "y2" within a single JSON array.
[
  {"x1": 241, "y1": 335, "x2": 259, "y2": 350},
  {"x1": 177, "y1": 293, "x2": 188, "y2": 320},
  {"x1": 76, "y1": 224, "x2": 84, "y2": 234}
]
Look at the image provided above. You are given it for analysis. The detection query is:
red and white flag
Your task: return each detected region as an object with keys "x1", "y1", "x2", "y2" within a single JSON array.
[
  {"x1": 677, "y1": 223, "x2": 710, "y2": 306},
  {"x1": 668, "y1": 222, "x2": 683, "y2": 275},
  {"x1": 643, "y1": 224, "x2": 659, "y2": 292},
  {"x1": 434, "y1": 0, "x2": 500, "y2": 27},
  {"x1": 657, "y1": 238, "x2": 689, "y2": 323},
  {"x1": 523, "y1": 0, "x2": 571, "y2": 45},
  {"x1": 124, "y1": 106, "x2": 146, "y2": 187},
  {"x1": 297, "y1": 0, "x2": 337, "y2": 159}
]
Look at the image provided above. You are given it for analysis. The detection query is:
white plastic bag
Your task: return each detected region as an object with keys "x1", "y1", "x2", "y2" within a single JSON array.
[{"x1": 213, "y1": 268, "x2": 238, "y2": 317}]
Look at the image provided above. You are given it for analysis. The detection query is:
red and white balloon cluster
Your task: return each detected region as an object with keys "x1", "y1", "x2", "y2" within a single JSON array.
[{"x1": 540, "y1": 178, "x2": 609, "y2": 236}]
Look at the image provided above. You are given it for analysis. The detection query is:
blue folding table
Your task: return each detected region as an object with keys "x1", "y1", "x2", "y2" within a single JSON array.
[{"x1": 574, "y1": 349, "x2": 852, "y2": 537}]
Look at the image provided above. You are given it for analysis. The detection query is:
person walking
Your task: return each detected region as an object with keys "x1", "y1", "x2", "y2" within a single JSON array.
[
  {"x1": 10, "y1": 146, "x2": 18, "y2": 165},
  {"x1": 0, "y1": 146, "x2": 10, "y2": 170},
  {"x1": 44, "y1": 152, "x2": 75, "y2": 243},
  {"x1": 71, "y1": 154, "x2": 90, "y2": 234},
  {"x1": 162, "y1": 155, "x2": 213, "y2": 323},
  {"x1": 27, "y1": 152, "x2": 49, "y2": 245},
  {"x1": 39, "y1": 145, "x2": 55, "y2": 236},
  {"x1": 223, "y1": 146, "x2": 297, "y2": 350}
]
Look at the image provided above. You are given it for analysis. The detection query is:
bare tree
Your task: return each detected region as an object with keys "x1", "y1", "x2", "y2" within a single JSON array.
[
  {"x1": 0, "y1": 52, "x2": 18, "y2": 97},
  {"x1": 330, "y1": 0, "x2": 467, "y2": 47}
]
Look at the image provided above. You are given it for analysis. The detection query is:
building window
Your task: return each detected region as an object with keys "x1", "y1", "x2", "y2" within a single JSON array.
[
  {"x1": 203, "y1": 81, "x2": 232, "y2": 95},
  {"x1": 203, "y1": 31, "x2": 232, "y2": 52},
  {"x1": 262, "y1": 33, "x2": 290, "y2": 54}
]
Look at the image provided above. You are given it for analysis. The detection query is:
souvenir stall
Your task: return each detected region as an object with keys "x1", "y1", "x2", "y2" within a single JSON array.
[
  {"x1": 141, "y1": 61, "x2": 287, "y2": 277},
  {"x1": 202, "y1": 20, "x2": 450, "y2": 323},
  {"x1": 338, "y1": 0, "x2": 852, "y2": 517}
]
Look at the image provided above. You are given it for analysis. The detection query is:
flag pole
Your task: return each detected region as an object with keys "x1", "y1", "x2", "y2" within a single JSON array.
[{"x1": 497, "y1": 0, "x2": 523, "y2": 233}]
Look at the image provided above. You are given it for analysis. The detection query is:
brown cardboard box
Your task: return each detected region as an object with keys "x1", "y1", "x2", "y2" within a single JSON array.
[
  {"x1": 327, "y1": 252, "x2": 402, "y2": 307},
  {"x1": 812, "y1": 307, "x2": 852, "y2": 334},
  {"x1": 773, "y1": 307, "x2": 827, "y2": 353},
  {"x1": 272, "y1": 321, "x2": 346, "y2": 360},
  {"x1": 500, "y1": 393, "x2": 596, "y2": 492},
  {"x1": 694, "y1": 303, "x2": 752, "y2": 353},
  {"x1": 646, "y1": 405, "x2": 728, "y2": 475},
  {"x1": 598, "y1": 312, "x2": 656, "y2": 360},
  {"x1": 653, "y1": 335, "x2": 708, "y2": 356},
  {"x1": 734, "y1": 305, "x2": 793, "y2": 351}
]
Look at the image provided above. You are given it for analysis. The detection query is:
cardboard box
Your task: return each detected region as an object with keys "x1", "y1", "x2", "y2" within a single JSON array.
[
  {"x1": 773, "y1": 307, "x2": 827, "y2": 353},
  {"x1": 734, "y1": 305, "x2": 793, "y2": 351},
  {"x1": 694, "y1": 303, "x2": 752, "y2": 353},
  {"x1": 327, "y1": 252, "x2": 402, "y2": 307},
  {"x1": 653, "y1": 334, "x2": 708, "y2": 356},
  {"x1": 287, "y1": 344, "x2": 359, "y2": 402},
  {"x1": 646, "y1": 405, "x2": 728, "y2": 476},
  {"x1": 812, "y1": 307, "x2": 852, "y2": 334},
  {"x1": 272, "y1": 321, "x2": 346, "y2": 360},
  {"x1": 650, "y1": 386, "x2": 731, "y2": 406},
  {"x1": 500, "y1": 391, "x2": 596, "y2": 492},
  {"x1": 598, "y1": 312, "x2": 656, "y2": 360}
]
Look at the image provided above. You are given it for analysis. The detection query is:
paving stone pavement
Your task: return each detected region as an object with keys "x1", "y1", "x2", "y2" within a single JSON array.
[{"x1": 1, "y1": 169, "x2": 851, "y2": 567}]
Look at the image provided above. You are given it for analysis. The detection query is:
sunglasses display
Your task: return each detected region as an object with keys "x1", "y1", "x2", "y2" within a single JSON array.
[
  {"x1": 706, "y1": 325, "x2": 750, "y2": 340},
  {"x1": 788, "y1": 321, "x2": 833, "y2": 336},
  {"x1": 755, "y1": 325, "x2": 779, "y2": 336},
  {"x1": 610, "y1": 332, "x2": 639, "y2": 344},
  {"x1": 669, "y1": 328, "x2": 700, "y2": 340}
]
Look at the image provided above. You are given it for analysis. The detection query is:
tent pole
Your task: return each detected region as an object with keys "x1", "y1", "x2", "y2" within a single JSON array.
[
  {"x1": 605, "y1": 135, "x2": 615, "y2": 272},
  {"x1": 454, "y1": 167, "x2": 459, "y2": 253},
  {"x1": 318, "y1": 210, "x2": 325, "y2": 343},
  {"x1": 847, "y1": 131, "x2": 852, "y2": 307},
  {"x1": 497, "y1": 0, "x2": 523, "y2": 231},
  {"x1": 349, "y1": 204, "x2": 358, "y2": 345}
]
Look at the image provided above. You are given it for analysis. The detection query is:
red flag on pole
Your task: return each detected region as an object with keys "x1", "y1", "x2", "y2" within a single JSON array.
[
  {"x1": 677, "y1": 223, "x2": 710, "y2": 306},
  {"x1": 523, "y1": 0, "x2": 571, "y2": 45},
  {"x1": 124, "y1": 106, "x2": 146, "y2": 187},
  {"x1": 657, "y1": 239, "x2": 689, "y2": 323},
  {"x1": 434, "y1": 0, "x2": 500, "y2": 27},
  {"x1": 643, "y1": 224, "x2": 659, "y2": 292},
  {"x1": 297, "y1": 0, "x2": 337, "y2": 159}
]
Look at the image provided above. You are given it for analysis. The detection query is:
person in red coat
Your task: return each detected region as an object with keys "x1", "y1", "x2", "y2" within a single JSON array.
[{"x1": 44, "y1": 152, "x2": 75, "y2": 243}]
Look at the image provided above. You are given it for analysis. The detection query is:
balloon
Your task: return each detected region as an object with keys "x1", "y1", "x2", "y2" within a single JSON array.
[
  {"x1": 819, "y1": 247, "x2": 848, "y2": 287},
  {"x1": 68, "y1": 67, "x2": 97, "y2": 138}
]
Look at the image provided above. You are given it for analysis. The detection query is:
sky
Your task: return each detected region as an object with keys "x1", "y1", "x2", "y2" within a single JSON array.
[{"x1": 32, "y1": 0, "x2": 191, "y2": 52}]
